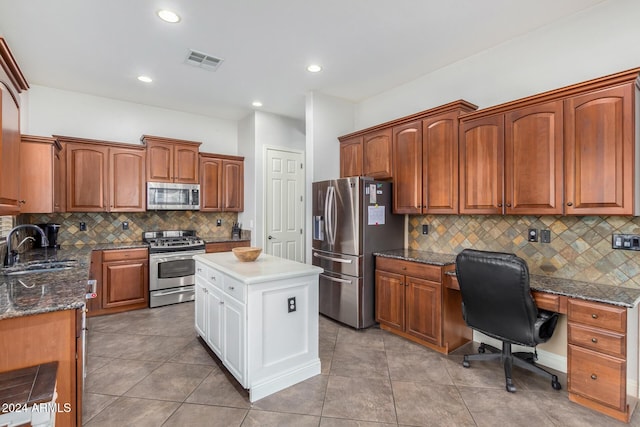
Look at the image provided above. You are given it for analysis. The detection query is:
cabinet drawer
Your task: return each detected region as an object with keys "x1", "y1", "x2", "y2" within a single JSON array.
[
  {"x1": 568, "y1": 345, "x2": 626, "y2": 411},
  {"x1": 532, "y1": 292, "x2": 561, "y2": 312},
  {"x1": 102, "y1": 248, "x2": 148, "y2": 262},
  {"x1": 224, "y1": 276, "x2": 245, "y2": 303},
  {"x1": 568, "y1": 323, "x2": 626, "y2": 358},
  {"x1": 376, "y1": 257, "x2": 441, "y2": 282},
  {"x1": 196, "y1": 263, "x2": 208, "y2": 279},
  {"x1": 568, "y1": 299, "x2": 626, "y2": 333},
  {"x1": 207, "y1": 267, "x2": 224, "y2": 289}
]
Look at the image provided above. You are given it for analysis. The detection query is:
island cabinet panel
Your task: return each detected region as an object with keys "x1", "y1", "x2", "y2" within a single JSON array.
[
  {"x1": 375, "y1": 256, "x2": 470, "y2": 354},
  {"x1": 564, "y1": 83, "x2": 635, "y2": 215},
  {"x1": 143, "y1": 135, "x2": 201, "y2": 184},
  {"x1": 504, "y1": 101, "x2": 564, "y2": 214},
  {"x1": 194, "y1": 253, "x2": 321, "y2": 402},
  {"x1": 363, "y1": 128, "x2": 393, "y2": 179},
  {"x1": 339, "y1": 135, "x2": 363, "y2": 178},
  {"x1": 459, "y1": 114, "x2": 504, "y2": 214}
]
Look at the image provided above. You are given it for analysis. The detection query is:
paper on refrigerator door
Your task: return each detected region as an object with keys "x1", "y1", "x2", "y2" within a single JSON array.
[{"x1": 368, "y1": 205, "x2": 385, "y2": 225}]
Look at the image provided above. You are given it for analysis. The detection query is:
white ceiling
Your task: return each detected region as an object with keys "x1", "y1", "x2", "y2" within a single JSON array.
[{"x1": 0, "y1": 0, "x2": 606, "y2": 121}]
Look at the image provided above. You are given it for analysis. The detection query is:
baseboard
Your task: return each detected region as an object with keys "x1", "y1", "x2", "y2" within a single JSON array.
[
  {"x1": 473, "y1": 334, "x2": 567, "y2": 373},
  {"x1": 249, "y1": 359, "x2": 321, "y2": 402}
]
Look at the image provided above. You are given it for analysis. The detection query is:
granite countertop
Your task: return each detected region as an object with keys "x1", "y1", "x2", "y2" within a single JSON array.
[
  {"x1": 375, "y1": 249, "x2": 640, "y2": 309},
  {"x1": 0, "y1": 242, "x2": 149, "y2": 321},
  {"x1": 194, "y1": 252, "x2": 322, "y2": 285}
]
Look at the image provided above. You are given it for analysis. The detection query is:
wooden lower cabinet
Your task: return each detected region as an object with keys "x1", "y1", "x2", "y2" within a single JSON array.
[
  {"x1": 0, "y1": 309, "x2": 84, "y2": 426},
  {"x1": 375, "y1": 256, "x2": 471, "y2": 353},
  {"x1": 88, "y1": 248, "x2": 149, "y2": 316},
  {"x1": 205, "y1": 240, "x2": 250, "y2": 253}
]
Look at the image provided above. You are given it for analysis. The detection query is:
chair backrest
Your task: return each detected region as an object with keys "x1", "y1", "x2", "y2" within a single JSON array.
[{"x1": 455, "y1": 249, "x2": 539, "y2": 346}]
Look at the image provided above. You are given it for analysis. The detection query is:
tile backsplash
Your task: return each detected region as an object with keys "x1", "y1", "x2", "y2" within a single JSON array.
[
  {"x1": 409, "y1": 215, "x2": 640, "y2": 289},
  {"x1": 25, "y1": 211, "x2": 242, "y2": 245}
]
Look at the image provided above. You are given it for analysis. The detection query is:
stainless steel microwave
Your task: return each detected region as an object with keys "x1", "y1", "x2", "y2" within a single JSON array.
[{"x1": 147, "y1": 182, "x2": 200, "y2": 210}]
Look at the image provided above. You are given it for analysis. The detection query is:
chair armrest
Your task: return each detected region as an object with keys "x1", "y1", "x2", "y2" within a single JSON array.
[{"x1": 534, "y1": 310, "x2": 559, "y2": 343}]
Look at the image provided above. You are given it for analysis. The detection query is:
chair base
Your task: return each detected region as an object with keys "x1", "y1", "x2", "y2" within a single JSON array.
[{"x1": 462, "y1": 342, "x2": 562, "y2": 393}]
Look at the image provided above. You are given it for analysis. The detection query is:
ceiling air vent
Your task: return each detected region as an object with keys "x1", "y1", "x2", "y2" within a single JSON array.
[{"x1": 185, "y1": 49, "x2": 224, "y2": 71}]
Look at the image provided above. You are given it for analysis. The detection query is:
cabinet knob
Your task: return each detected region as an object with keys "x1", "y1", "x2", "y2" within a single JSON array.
[
  {"x1": 506, "y1": 203, "x2": 512, "y2": 207},
  {"x1": 497, "y1": 203, "x2": 502, "y2": 207},
  {"x1": 567, "y1": 202, "x2": 573, "y2": 207},
  {"x1": 592, "y1": 313, "x2": 598, "y2": 319},
  {"x1": 18, "y1": 200, "x2": 26, "y2": 204},
  {"x1": 197, "y1": 268, "x2": 202, "y2": 272},
  {"x1": 220, "y1": 301, "x2": 224, "y2": 305},
  {"x1": 402, "y1": 267, "x2": 407, "y2": 270},
  {"x1": 591, "y1": 374, "x2": 598, "y2": 380},
  {"x1": 591, "y1": 337, "x2": 598, "y2": 343},
  {"x1": 228, "y1": 286, "x2": 235, "y2": 290}
]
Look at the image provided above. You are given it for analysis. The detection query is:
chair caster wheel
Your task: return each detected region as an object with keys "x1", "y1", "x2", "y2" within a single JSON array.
[
  {"x1": 552, "y1": 376, "x2": 562, "y2": 390},
  {"x1": 506, "y1": 383, "x2": 516, "y2": 393},
  {"x1": 478, "y1": 345, "x2": 486, "y2": 354},
  {"x1": 462, "y1": 358, "x2": 470, "y2": 368}
]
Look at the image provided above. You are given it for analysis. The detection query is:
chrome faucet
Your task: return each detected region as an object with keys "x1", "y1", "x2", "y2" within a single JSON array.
[{"x1": 4, "y1": 224, "x2": 49, "y2": 267}]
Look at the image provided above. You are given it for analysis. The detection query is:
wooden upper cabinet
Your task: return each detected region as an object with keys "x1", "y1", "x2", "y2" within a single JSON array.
[
  {"x1": 109, "y1": 148, "x2": 146, "y2": 212},
  {"x1": 564, "y1": 84, "x2": 634, "y2": 215},
  {"x1": 142, "y1": 135, "x2": 201, "y2": 184},
  {"x1": 422, "y1": 111, "x2": 460, "y2": 214},
  {"x1": 200, "y1": 153, "x2": 244, "y2": 212},
  {"x1": 339, "y1": 135, "x2": 363, "y2": 178},
  {"x1": 505, "y1": 101, "x2": 564, "y2": 215},
  {"x1": 392, "y1": 121, "x2": 422, "y2": 214},
  {"x1": 459, "y1": 115, "x2": 504, "y2": 214},
  {"x1": 363, "y1": 128, "x2": 393, "y2": 179},
  {"x1": 19, "y1": 135, "x2": 63, "y2": 213},
  {"x1": 66, "y1": 143, "x2": 109, "y2": 212},
  {"x1": 0, "y1": 39, "x2": 28, "y2": 215}
]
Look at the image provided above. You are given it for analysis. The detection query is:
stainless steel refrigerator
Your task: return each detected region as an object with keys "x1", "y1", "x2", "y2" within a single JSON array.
[{"x1": 312, "y1": 177, "x2": 404, "y2": 329}]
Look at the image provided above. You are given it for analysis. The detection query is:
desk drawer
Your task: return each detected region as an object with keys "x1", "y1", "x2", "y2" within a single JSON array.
[
  {"x1": 568, "y1": 345, "x2": 626, "y2": 411},
  {"x1": 568, "y1": 299, "x2": 626, "y2": 333},
  {"x1": 568, "y1": 323, "x2": 626, "y2": 358},
  {"x1": 376, "y1": 257, "x2": 441, "y2": 282},
  {"x1": 532, "y1": 292, "x2": 561, "y2": 312}
]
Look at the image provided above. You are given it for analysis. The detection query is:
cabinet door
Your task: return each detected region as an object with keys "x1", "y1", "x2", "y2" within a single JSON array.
[
  {"x1": 564, "y1": 84, "x2": 634, "y2": 215},
  {"x1": 423, "y1": 112, "x2": 459, "y2": 214},
  {"x1": 0, "y1": 82, "x2": 20, "y2": 214},
  {"x1": 459, "y1": 115, "x2": 504, "y2": 214},
  {"x1": 110, "y1": 148, "x2": 146, "y2": 212},
  {"x1": 406, "y1": 276, "x2": 442, "y2": 345},
  {"x1": 54, "y1": 143, "x2": 65, "y2": 212},
  {"x1": 375, "y1": 269, "x2": 405, "y2": 331},
  {"x1": 505, "y1": 101, "x2": 563, "y2": 214},
  {"x1": 392, "y1": 121, "x2": 422, "y2": 214},
  {"x1": 102, "y1": 260, "x2": 148, "y2": 309},
  {"x1": 206, "y1": 285, "x2": 224, "y2": 357},
  {"x1": 363, "y1": 128, "x2": 393, "y2": 179},
  {"x1": 200, "y1": 157, "x2": 222, "y2": 211},
  {"x1": 222, "y1": 159, "x2": 244, "y2": 212},
  {"x1": 19, "y1": 138, "x2": 54, "y2": 213},
  {"x1": 146, "y1": 141, "x2": 173, "y2": 182},
  {"x1": 195, "y1": 281, "x2": 207, "y2": 338},
  {"x1": 223, "y1": 295, "x2": 246, "y2": 386},
  {"x1": 339, "y1": 136, "x2": 363, "y2": 177},
  {"x1": 66, "y1": 143, "x2": 109, "y2": 212},
  {"x1": 174, "y1": 143, "x2": 199, "y2": 184}
]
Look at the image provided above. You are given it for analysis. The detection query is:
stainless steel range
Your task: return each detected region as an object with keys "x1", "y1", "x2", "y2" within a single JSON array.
[{"x1": 144, "y1": 230, "x2": 205, "y2": 308}]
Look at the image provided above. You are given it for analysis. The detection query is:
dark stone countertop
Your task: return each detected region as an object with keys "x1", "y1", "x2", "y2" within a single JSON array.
[
  {"x1": 375, "y1": 249, "x2": 640, "y2": 309},
  {"x1": 0, "y1": 242, "x2": 149, "y2": 321}
]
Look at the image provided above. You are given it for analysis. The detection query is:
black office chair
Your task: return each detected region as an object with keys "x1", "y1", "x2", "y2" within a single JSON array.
[{"x1": 455, "y1": 249, "x2": 562, "y2": 393}]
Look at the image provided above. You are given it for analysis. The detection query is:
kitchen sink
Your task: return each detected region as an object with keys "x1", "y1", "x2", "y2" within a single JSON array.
[{"x1": 1, "y1": 259, "x2": 79, "y2": 276}]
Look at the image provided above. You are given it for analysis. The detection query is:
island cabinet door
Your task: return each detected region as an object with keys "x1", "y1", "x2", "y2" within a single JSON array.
[
  {"x1": 223, "y1": 295, "x2": 246, "y2": 386},
  {"x1": 194, "y1": 281, "x2": 207, "y2": 338},
  {"x1": 206, "y1": 285, "x2": 224, "y2": 357}
]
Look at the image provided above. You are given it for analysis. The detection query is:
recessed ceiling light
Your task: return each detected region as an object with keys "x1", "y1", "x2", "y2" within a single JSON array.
[
  {"x1": 307, "y1": 64, "x2": 322, "y2": 73},
  {"x1": 252, "y1": 101, "x2": 263, "y2": 107},
  {"x1": 137, "y1": 75, "x2": 153, "y2": 83},
  {"x1": 157, "y1": 9, "x2": 181, "y2": 23}
]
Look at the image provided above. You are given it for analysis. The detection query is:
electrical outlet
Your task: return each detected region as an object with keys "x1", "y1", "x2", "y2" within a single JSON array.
[
  {"x1": 288, "y1": 297, "x2": 296, "y2": 313},
  {"x1": 540, "y1": 229, "x2": 551, "y2": 243},
  {"x1": 422, "y1": 224, "x2": 429, "y2": 235},
  {"x1": 122, "y1": 221, "x2": 129, "y2": 230},
  {"x1": 528, "y1": 229, "x2": 538, "y2": 242},
  {"x1": 216, "y1": 219, "x2": 222, "y2": 227},
  {"x1": 80, "y1": 222, "x2": 86, "y2": 231}
]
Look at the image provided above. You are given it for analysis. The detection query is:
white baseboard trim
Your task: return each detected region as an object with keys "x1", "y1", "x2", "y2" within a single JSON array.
[
  {"x1": 473, "y1": 335, "x2": 567, "y2": 373},
  {"x1": 249, "y1": 359, "x2": 321, "y2": 403}
]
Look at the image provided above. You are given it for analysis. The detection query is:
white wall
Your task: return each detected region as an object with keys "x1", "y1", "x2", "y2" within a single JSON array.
[
  {"x1": 22, "y1": 85, "x2": 237, "y2": 153},
  {"x1": 238, "y1": 111, "x2": 305, "y2": 251},
  {"x1": 355, "y1": 0, "x2": 640, "y2": 128}
]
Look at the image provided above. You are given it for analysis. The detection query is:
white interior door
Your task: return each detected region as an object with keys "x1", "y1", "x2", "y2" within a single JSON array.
[{"x1": 265, "y1": 148, "x2": 304, "y2": 262}]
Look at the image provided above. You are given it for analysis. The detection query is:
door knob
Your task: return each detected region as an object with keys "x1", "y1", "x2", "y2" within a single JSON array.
[{"x1": 268, "y1": 235, "x2": 273, "y2": 240}]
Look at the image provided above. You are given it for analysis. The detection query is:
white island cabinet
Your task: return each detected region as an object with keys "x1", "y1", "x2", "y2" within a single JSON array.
[{"x1": 193, "y1": 252, "x2": 323, "y2": 402}]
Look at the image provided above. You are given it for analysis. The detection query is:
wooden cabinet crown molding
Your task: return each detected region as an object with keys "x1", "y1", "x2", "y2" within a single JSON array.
[
  {"x1": 22, "y1": 134, "x2": 62, "y2": 150},
  {"x1": 54, "y1": 134, "x2": 145, "y2": 151},
  {"x1": 0, "y1": 37, "x2": 29, "y2": 94},
  {"x1": 199, "y1": 152, "x2": 244, "y2": 162},
  {"x1": 338, "y1": 100, "x2": 478, "y2": 142},
  {"x1": 459, "y1": 67, "x2": 640, "y2": 123},
  {"x1": 140, "y1": 134, "x2": 202, "y2": 149}
]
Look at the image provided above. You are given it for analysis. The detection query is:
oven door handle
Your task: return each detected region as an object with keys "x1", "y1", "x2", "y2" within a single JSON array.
[{"x1": 152, "y1": 288, "x2": 195, "y2": 297}]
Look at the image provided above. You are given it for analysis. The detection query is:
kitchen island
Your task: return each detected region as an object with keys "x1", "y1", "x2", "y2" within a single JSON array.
[{"x1": 193, "y1": 252, "x2": 323, "y2": 402}]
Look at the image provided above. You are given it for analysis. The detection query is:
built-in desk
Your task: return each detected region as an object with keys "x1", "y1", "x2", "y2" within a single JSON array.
[{"x1": 375, "y1": 249, "x2": 640, "y2": 423}]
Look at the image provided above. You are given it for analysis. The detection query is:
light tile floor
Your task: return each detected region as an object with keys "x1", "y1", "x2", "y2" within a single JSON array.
[{"x1": 84, "y1": 302, "x2": 640, "y2": 426}]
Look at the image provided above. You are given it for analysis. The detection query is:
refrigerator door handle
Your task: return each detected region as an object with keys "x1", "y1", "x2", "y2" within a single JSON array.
[
  {"x1": 320, "y1": 273, "x2": 353, "y2": 284},
  {"x1": 326, "y1": 186, "x2": 336, "y2": 246},
  {"x1": 313, "y1": 252, "x2": 353, "y2": 264}
]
